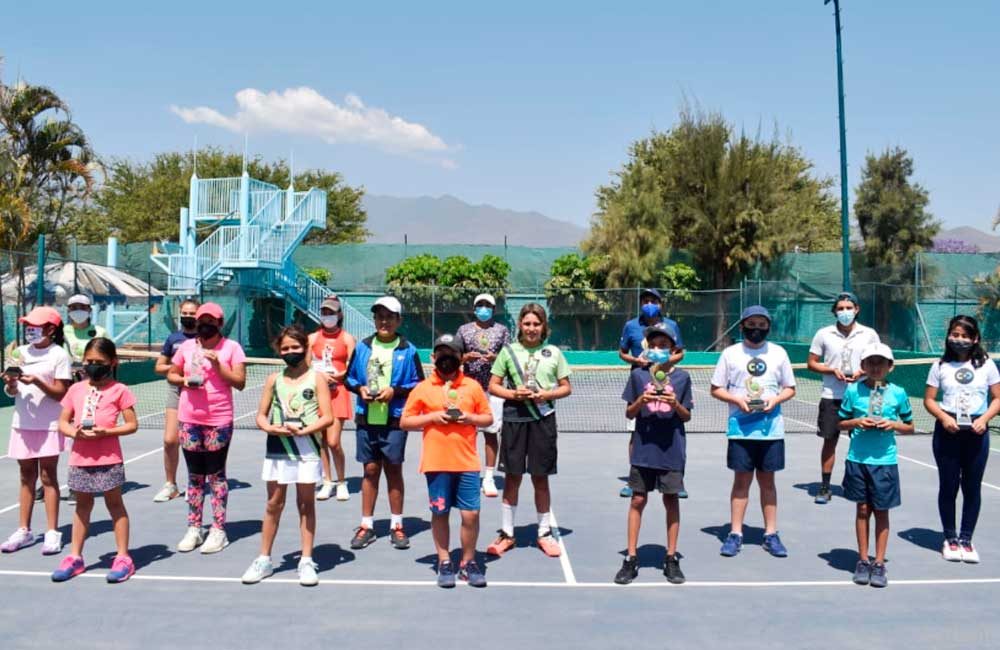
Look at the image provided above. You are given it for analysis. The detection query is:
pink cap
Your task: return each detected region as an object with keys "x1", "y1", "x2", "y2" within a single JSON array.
[
  {"x1": 195, "y1": 302, "x2": 224, "y2": 320},
  {"x1": 19, "y1": 306, "x2": 63, "y2": 327}
]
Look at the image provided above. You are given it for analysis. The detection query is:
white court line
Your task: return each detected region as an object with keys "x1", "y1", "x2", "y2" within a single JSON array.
[
  {"x1": 897, "y1": 453, "x2": 1000, "y2": 492},
  {"x1": 548, "y1": 509, "x2": 576, "y2": 584}
]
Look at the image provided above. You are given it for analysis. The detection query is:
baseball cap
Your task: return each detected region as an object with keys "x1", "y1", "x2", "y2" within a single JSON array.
[
  {"x1": 644, "y1": 321, "x2": 679, "y2": 345},
  {"x1": 860, "y1": 343, "x2": 894, "y2": 363},
  {"x1": 473, "y1": 293, "x2": 496, "y2": 307},
  {"x1": 740, "y1": 305, "x2": 771, "y2": 324},
  {"x1": 640, "y1": 288, "x2": 663, "y2": 301},
  {"x1": 320, "y1": 296, "x2": 342, "y2": 313},
  {"x1": 67, "y1": 294, "x2": 92, "y2": 307},
  {"x1": 195, "y1": 302, "x2": 224, "y2": 321},
  {"x1": 19, "y1": 306, "x2": 62, "y2": 327},
  {"x1": 834, "y1": 291, "x2": 860, "y2": 307},
  {"x1": 372, "y1": 296, "x2": 402, "y2": 315},
  {"x1": 432, "y1": 333, "x2": 465, "y2": 356}
]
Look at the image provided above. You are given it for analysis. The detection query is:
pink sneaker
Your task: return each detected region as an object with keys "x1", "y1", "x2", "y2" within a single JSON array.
[
  {"x1": 51, "y1": 555, "x2": 86, "y2": 582},
  {"x1": 106, "y1": 555, "x2": 135, "y2": 583},
  {"x1": 537, "y1": 533, "x2": 562, "y2": 557}
]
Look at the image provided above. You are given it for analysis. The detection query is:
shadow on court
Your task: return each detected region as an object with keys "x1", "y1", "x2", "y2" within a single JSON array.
[
  {"x1": 792, "y1": 481, "x2": 845, "y2": 499},
  {"x1": 226, "y1": 519, "x2": 262, "y2": 544},
  {"x1": 274, "y1": 544, "x2": 355, "y2": 574},
  {"x1": 226, "y1": 478, "x2": 253, "y2": 491},
  {"x1": 415, "y1": 549, "x2": 500, "y2": 573},
  {"x1": 512, "y1": 523, "x2": 574, "y2": 548},
  {"x1": 372, "y1": 516, "x2": 431, "y2": 539},
  {"x1": 122, "y1": 480, "x2": 151, "y2": 495},
  {"x1": 898, "y1": 527, "x2": 943, "y2": 553},
  {"x1": 618, "y1": 543, "x2": 668, "y2": 569},
  {"x1": 87, "y1": 544, "x2": 174, "y2": 571},
  {"x1": 818, "y1": 547, "x2": 859, "y2": 573},
  {"x1": 701, "y1": 523, "x2": 766, "y2": 545}
]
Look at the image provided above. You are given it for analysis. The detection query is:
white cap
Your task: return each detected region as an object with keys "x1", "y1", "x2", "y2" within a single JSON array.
[
  {"x1": 67, "y1": 294, "x2": 92, "y2": 307},
  {"x1": 371, "y1": 296, "x2": 402, "y2": 315},
  {"x1": 473, "y1": 293, "x2": 496, "y2": 307},
  {"x1": 860, "y1": 343, "x2": 894, "y2": 363}
]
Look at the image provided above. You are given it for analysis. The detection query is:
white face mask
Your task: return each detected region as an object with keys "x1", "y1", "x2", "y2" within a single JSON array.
[
  {"x1": 25, "y1": 326, "x2": 44, "y2": 344},
  {"x1": 69, "y1": 309, "x2": 90, "y2": 324},
  {"x1": 321, "y1": 315, "x2": 340, "y2": 329}
]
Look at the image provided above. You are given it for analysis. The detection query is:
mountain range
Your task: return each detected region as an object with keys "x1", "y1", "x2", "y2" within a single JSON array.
[{"x1": 934, "y1": 226, "x2": 1000, "y2": 253}]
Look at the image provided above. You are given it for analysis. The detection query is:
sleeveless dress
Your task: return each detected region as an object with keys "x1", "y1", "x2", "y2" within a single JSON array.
[
  {"x1": 260, "y1": 370, "x2": 323, "y2": 485},
  {"x1": 310, "y1": 329, "x2": 353, "y2": 419}
]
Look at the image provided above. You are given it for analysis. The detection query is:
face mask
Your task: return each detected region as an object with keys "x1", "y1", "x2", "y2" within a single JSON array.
[
  {"x1": 179, "y1": 316, "x2": 197, "y2": 330},
  {"x1": 435, "y1": 355, "x2": 460, "y2": 375},
  {"x1": 640, "y1": 304, "x2": 661, "y2": 319},
  {"x1": 947, "y1": 339, "x2": 974, "y2": 354},
  {"x1": 646, "y1": 349, "x2": 670, "y2": 365},
  {"x1": 743, "y1": 327, "x2": 769, "y2": 344},
  {"x1": 835, "y1": 309, "x2": 856, "y2": 326},
  {"x1": 474, "y1": 307, "x2": 494, "y2": 322},
  {"x1": 69, "y1": 310, "x2": 90, "y2": 324},
  {"x1": 83, "y1": 363, "x2": 112, "y2": 380},
  {"x1": 281, "y1": 352, "x2": 306, "y2": 367},
  {"x1": 197, "y1": 323, "x2": 219, "y2": 339},
  {"x1": 321, "y1": 315, "x2": 340, "y2": 329},
  {"x1": 25, "y1": 326, "x2": 44, "y2": 344}
]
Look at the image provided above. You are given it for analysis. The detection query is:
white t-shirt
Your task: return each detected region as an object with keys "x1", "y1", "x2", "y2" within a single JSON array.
[
  {"x1": 809, "y1": 323, "x2": 881, "y2": 400},
  {"x1": 9, "y1": 344, "x2": 72, "y2": 432},
  {"x1": 711, "y1": 342, "x2": 796, "y2": 440},
  {"x1": 926, "y1": 358, "x2": 1000, "y2": 416}
]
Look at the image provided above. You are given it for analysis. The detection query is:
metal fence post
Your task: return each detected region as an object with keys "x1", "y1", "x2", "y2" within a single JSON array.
[
  {"x1": 35, "y1": 234, "x2": 46, "y2": 306},
  {"x1": 147, "y1": 271, "x2": 153, "y2": 351}
]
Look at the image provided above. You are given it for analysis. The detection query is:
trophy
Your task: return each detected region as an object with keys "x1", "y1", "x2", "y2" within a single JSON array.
[
  {"x1": 366, "y1": 357, "x2": 383, "y2": 398},
  {"x1": 187, "y1": 341, "x2": 205, "y2": 387},
  {"x1": 322, "y1": 344, "x2": 339, "y2": 394},
  {"x1": 477, "y1": 332, "x2": 491, "y2": 353},
  {"x1": 839, "y1": 345, "x2": 853, "y2": 376},
  {"x1": 745, "y1": 378, "x2": 766, "y2": 412},
  {"x1": 651, "y1": 370, "x2": 674, "y2": 413},
  {"x1": 956, "y1": 389, "x2": 973, "y2": 428},
  {"x1": 278, "y1": 390, "x2": 304, "y2": 430},
  {"x1": 868, "y1": 382, "x2": 885, "y2": 423},
  {"x1": 524, "y1": 354, "x2": 554, "y2": 417},
  {"x1": 444, "y1": 382, "x2": 463, "y2": 421},
  {"x1": 81, "y1": 386, "x2": 99, "y2": 431}
]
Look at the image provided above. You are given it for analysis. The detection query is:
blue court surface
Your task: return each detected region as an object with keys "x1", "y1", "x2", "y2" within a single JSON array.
[{"x1": 1, "y1": 421, "x2": 999, "y2": 648}]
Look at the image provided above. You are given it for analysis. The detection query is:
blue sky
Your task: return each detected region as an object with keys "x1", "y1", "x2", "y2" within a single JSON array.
[{"x1": 2, "y1": 0, "x2": 998, "y2": 233}]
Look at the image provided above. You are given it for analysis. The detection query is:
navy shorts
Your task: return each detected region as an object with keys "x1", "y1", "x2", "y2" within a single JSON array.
[
  {"x1": 842, "y1": 460, "x2": 900, "y2": 510},
  {"x1": 727, "y1": 439, "x2": 785, "y2": 473},
  {"x1": 356, "y1": 423, "x2": 408, "y2": 465},
  {"x1": 425, "y1": 471, "x2": 481, "y2": 514}
]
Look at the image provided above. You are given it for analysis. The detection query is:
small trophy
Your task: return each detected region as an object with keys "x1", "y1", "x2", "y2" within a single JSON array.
[
  {"x1": 478, "y1": 332, "x2": 491, "y2": 352},
  {"x1": 745, "y1": 378, "x2": 766, "y2": 412},
  {"x1": 868, "y1": 382, "x2": 885, "y2": 423},
  {"x1": 956, "y1": 390, "x2": 973, "y2": 428},
  {"x1": 278, "y1": 392, "x2": 304, "y2": 430},
  {"x1": 444, "y1": 383, "x2": 463, "y2": 421},
  {"x1": 524, "y1": 354, "x2": 554, "y2": 417},
  {"x1": 187, "y1": 341, "x2": 205, "y2": 387},
  {"x1": 366, "y1": 357, "x2": 382, "y2": 398},
  {"x1": 322, "y1": 345, "x2": 339, "y2": 394},
  {"x1": 81, "y1": 386, "x2": 99, "y2": 431},
  {"x1": 840, "y1": 346, "x2": 853, "y2": 376},
  {"x1": 651, "y1": 370, "x2": 674, "y2": 413}
]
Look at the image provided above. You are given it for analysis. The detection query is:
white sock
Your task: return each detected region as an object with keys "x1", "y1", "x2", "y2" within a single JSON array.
[
  {"x1": 257, "y1": 554, "x2": 270, "y2": 562},
  {"x1": 501, "y1": 503, "x2": 515, "y2": 536},
  {"x1": 361, "y1": 516, "x2": 374, "y2": 529},
  {"x1": 484, "y1": 467, "x2": 495, "y2": 481},
  {"x1": 390, "y1": 514, "x2": 403, "y2": 529},
  {"x1": 537, "y1": 512, "x2": 552, "y2": 537},
  {"x1": 299, "y1": 555, "x2": 312, "y2": 565}
]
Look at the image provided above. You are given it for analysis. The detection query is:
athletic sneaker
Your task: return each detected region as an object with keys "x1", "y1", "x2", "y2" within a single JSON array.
[
  {"x1": 298, "y1": 558, "x2": 319, "y2": 586},
  {"x1": 0, "y1": 527, "x2": 35, "y2": 553},
  {"x1": 316, "y1": 481, "x2": 335, "y2": 501},
  {"x1": 437, "y1": 560, "x2": 456, "y2": 588},
  {"x1": 241, "y1": 557, "x2": 274, "y2": 584},
  {"x1": 482, "y1": 476, "x2": 499, "y2": 498},
  {"x1": 335, "y1": 481, "x2": 350, "y2": 501},
  {"x1": 177, "y1": 526, "x2": 204, "y2": 552},
  {"x1": 678, "y1": 489, "x2": 689, "y2": 499},
  {"x1": 619, "y1": 485, "x2": 633, "y2": 498},
  {"x1": 459, "y1": 560, "x2": 487, "y2": 587},
  {"x1": 486, "y1": 531, "x2": 516, "y2": 556},
  {"x1": 614, "y1": 556, "x2": 639, "y2": 585},
  {"x1": 152, "y1": 482, "x2": 180, "y2": 503},
  {"x1": 106, "y1": 555, "x2": 135, "y2": 583},
  {"x1": 390, "y1": 524, "x2": 410, "y2": 550},
  {"x1": 34, "y1": 486, "x2": 44, "y2": 502},
  {"x1": 942, "y1": 538, "x2": 963, "y2": 562},
  {"x1": 814, "y1": 486, "x2": 832, "y2": 505},
  {"x1": 51, "y1": 555, "x2": 86, "y2": 582},
  {"x1": 537, "y1": 532, "x2": 562, "y2": 557},
  {"x1": 664, "y1": 553, "x2": 685, "y2": 584},
  {"x1": 960, "y1": 539, "x2": 980, "y2": 564},
  {"x1": 762, "y1": 532, "x2": 788, "y2": 558},
  {"x1": 350, "y1": 526, "x2": 376, "y2": 549},
  {"x1": 41, "y1": 529, "x2": 63, "y2": 555},
  {"x1": 719, "y1": 532, "x2": 743, "y2": 557},
  {"x1": 200, "y1": 528, "x2": 229, "y2": 554},
  {"x1": 869, "y1": 562, "x2": 888, "y2": 588},
  {"x1": 852, "y1": 560, "x2": 871, "y2": 586}
]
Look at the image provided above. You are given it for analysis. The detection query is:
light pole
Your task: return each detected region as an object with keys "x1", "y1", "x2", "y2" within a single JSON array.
[{"x1": 825, "y1": 0, "x2": 851, "y2": 292}]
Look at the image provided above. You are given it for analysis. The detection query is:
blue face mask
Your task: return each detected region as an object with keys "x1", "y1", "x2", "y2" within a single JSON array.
[
  {"x1": 835, "y1": 309, "x2": 856, "y2": 326},
  {"x1": 474, "y1": 306, "x2": 493, "y2": 322},
  {"x1": 640, "y1": 304, "x2": 661, "y2": 319},
  {"x1": 646, "y1": 349, "x2": 670, "y2": 364}
]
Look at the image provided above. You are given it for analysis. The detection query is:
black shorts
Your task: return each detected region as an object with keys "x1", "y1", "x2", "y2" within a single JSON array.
[
  {"x1": 628, "y1": 466, "x2": 685, "y2": 495},
  {"x1": 842, "y1": 460, "x2": 900, "y2": 510},
  {"x1": 727, "y1": 439, "x2": 785, "y2": 473},
  {"x1": 816, "y1": 398, "x2": 843, "y2": 439},
  {"x1": 499, "y1": 415, "x2": 557, "y2": 477}
]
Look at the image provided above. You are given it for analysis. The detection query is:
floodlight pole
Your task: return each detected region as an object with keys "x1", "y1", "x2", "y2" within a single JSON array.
[{"x1": 826, "y1": 0, "x2": 852, "y2": 291}]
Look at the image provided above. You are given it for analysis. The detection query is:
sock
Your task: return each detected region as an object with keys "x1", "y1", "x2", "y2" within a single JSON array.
[
  {"x1": 361, "y1": 516, "x2": 374, "y2": 529},
  {"x1": 299, "y1": 555, "x2": 312, "y2": 565},
  {"x1": 501, "y1": 503, "x2": 515, "y2": 536},
  {"x1": 821, "y1": 472, "x2": 832, "y2": 489},
  {"x1": 537, "y1": 512, "x2": 552, "y2": 537},
  {"x1": 390, "y1": 514, "x2": 403, "y2": 529},
  {"x1": 484, "y1": 467, "x2": 495, "y2": 482},
  {"x1": 257, "y1": 554, "x2": 270, "y2": 562}
]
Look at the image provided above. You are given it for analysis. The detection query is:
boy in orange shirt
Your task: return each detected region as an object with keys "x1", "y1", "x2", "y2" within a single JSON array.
[{"x1": 401, "y1": 334, "x2": 493, "y2": 588}]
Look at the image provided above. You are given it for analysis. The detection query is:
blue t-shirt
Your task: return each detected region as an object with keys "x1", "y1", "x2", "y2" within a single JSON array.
[
  {"x1": 838, "y1": 381, "x2": 913, "y2": 465},
  {"x1": 161, "y1": 330, "x2": 196, "y2": 358},
  {"x1": 619, "y1": 316, "x2": 684, "y2": 363},
  {"x1": 621, "y1": 367, "x2": 692, "y2": 471}
]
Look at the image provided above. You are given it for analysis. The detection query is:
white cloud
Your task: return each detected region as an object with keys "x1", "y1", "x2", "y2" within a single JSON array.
[{"x1": 170, "y1": 87, "x2": 455, "y2": 167}]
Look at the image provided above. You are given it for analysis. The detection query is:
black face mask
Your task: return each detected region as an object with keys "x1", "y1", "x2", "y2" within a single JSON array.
[
  {"x1": 743, "y1": 327, "x2": 769, "y2": 344},
  {"x1": 180, "y1": 317, "x2": 197, "y2": 330},
  {"x1": 947, "y1": 339, "x2": 974, "y2": 354},
  {"x1": 435, "y1": 356, "x2": 460, "y2": 375},
  {"x1": 83, "y1": 363, "x2": 112, "y2": 381},
  {"x1": 281, "y1": 352, "x2": 306, "y2": 367},
  {"x1": 197, "y1": 323, "x2": 220, "y2": 339}
]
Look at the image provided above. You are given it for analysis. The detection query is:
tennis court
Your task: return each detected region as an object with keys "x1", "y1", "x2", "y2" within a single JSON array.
[{"x1": 1, "y1": 361, "x2": 999, "y2": 649}]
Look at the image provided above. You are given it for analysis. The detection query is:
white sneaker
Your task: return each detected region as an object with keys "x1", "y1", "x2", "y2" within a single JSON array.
[
  {"x1": 335, "y1": 481, "x2": 350, "y2": 502},
  {"x1": 177, "y1": 526, "x2": 205, "y2": 552},
  {"x1": 0, "y1": 527, "x2": 35, "y2": 553},
  {"x1": 942, "y1": 538, "x2": 963, "y2": 562},
  {"x1": 153, "y1": 482, "x2": 181, "y2": 503},
  {"x1": 41, "y1": 529, "x2": 63, "y2": 555},
  {"x1": 960, "y1": 540, "x2": 981, "y2": 564},
  {"x1": 482, "y1": 475, "x2": 499, "y2": 498},
  {"x1": 241, "y1": 557, "x2": 274, "y2": 584},
  {"x1": 298, "y1": 558, "x2": 319, "y2": 586},
  {"x1": 200, "y1": 528, "x2": 229, "y2": 554},
  {"x1": 316, "y1": 481, "x2": 335, "y2": 501}
]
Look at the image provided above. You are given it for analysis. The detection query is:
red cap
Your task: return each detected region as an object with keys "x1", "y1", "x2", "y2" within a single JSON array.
[
  {"x1": 19, "y1": 306, "x2": 63, "y2": 327},
  {"x1": 195, "y1": 302, "x2": 224, "y2": 321}
]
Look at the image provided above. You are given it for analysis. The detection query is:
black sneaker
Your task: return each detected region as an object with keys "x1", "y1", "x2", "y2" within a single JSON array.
[
  {"x1": 614, "y1": 556, "x2": 639, "y2": 585},
  {"x1": 852, "y1": 560, "x2": 871, "y2": 586},
  {"x1": 437, "y1": 560, "x2": 456, "y2": 588},
  {"x1": 869, "y1": 562, "x2": 888, "y2": 588},
  {"x1": 350, "y1": 526, "x2": 376, "y2": 549},
  {"x1": 390, "y1": 524, "x2": 410, "y2": 550},
  {"x1": 664, "y1": 553, "x2": 686, "y2": 584},
  {"x1": 814, "y1": 486, "x2": 832, "y2": 505}
]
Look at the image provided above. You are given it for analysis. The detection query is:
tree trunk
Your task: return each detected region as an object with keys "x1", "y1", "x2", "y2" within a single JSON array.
[{"x1": 713, "y1": 268, "x2": 728, "y2": 349}]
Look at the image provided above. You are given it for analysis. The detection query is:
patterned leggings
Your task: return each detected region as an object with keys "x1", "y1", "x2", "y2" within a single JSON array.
[{"x1": 179, "y1": 422, "x2": 233, "y2": 530}]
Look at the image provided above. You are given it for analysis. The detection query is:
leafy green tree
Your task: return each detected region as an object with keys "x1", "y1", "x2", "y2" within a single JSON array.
[
  {"x1": 544, "y1": 253, "x2": 611, "y2": 350},
  {"x1": 659, "y1": 262, "x2": 700, "y2": 304},
  {"x1": 303, "y1": 266, "x2": 332, "y2": 286}
]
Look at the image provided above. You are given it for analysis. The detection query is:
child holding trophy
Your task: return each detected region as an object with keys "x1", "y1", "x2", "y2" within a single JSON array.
[
  {"x1": 401, "y1": 334, "x2": 493, "y2": 588},
  {"x1": 710, "y1": 306, "x2": 796, "y2": 559},
  {"x1": 924, "y1": 315, "x2": 1000, "y2": 564},
  {"x1": 838, "y1": 343, "x2": 914, "y2": 587},
  {"x1": 345, "y1": 296, "x2": 423, "y2": 551},
  {"x1": 614, "y1": 322, "x2": 692, "y2": 585}
]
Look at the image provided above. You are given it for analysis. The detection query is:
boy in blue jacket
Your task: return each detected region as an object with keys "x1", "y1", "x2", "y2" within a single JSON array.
[{"x1": 345, "y1": 296, "x2": 424, "y2": 550}]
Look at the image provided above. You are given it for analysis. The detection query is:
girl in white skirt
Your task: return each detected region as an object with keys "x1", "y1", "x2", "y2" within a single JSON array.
[{"x1": 242, "y1": 326, "x2": 333, "y2": 586}]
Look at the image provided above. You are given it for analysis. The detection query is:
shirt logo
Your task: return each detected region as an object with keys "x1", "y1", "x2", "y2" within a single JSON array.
[
  {"x1": 746, "y1": 358, "x2": 767, "y2": 377},
  {"x1": 955, "y1": 368, "x2": 974, "y2": 385},
  {"x1": 302, "y1": 388, "x2": 315, "y2": 400},
  {"x1": 541, "y1": 348, "x2": 552, "y2": 358}
]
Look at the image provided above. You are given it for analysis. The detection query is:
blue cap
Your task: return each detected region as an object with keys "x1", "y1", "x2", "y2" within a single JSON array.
[
  {"x1": 740, "y1": 305, "x2": 771, "y2": 323},
  {"x1": 640, "y1": 288, "x2": 663, "y2": 301},
  {"x1": 834, "y1": 291, "x2": 859, "y2": 306},
  {"x1": 644, "y1": 321, "x2": 679, "y2": 344}
]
